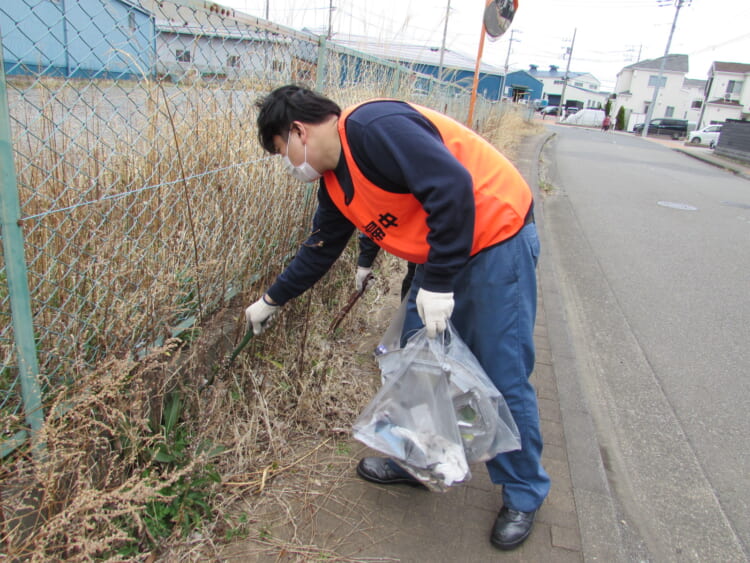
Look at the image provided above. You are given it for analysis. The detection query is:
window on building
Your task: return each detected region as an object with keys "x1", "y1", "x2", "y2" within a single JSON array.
[
  {"x1": 272, "y1": 59, "x2": 285, "y2": 72},
  {"x1": 227, "y1": 55, "x2": 240, "y2": 68},
  {"x1": 665, "y1": 106, "x2": 675, "y2": 117},
  {"x1": 176, "y1": 50, "x2": 191, "y2": 63},
  {"x1": 574, "y1": 81, "x2": 583, "y2": 87},
  {"x1": 648, "y1": 75, "x2": 667, "y2": 88},
  {"x1": 691, "y1": 99, "x2": 702, "y2": 109},
  {"x1": 725, "y1": 80, "x2": 743, "y2": 99},
  {"x1": 643, "y1": 101, "x2": 651, "y2": 113},
  {"x1": 553, "y1": 79, "x2": 564, "y2": 85}
]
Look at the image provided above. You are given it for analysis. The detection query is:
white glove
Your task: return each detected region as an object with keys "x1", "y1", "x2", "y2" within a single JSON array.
[
  {"x1": 245, "y1": 295, "x2": 280, "y2": 335},
  {"x1": 416, "y1": 288, "x2": 454, "y2": 338},
  {"x1": 355, "y1": 266, "x2": 373, "y2": 292}
]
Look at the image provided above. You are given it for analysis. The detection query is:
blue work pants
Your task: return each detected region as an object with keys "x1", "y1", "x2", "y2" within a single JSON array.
[{"x1": 402, "y1": 223, "x2": 550, "y2": 512}]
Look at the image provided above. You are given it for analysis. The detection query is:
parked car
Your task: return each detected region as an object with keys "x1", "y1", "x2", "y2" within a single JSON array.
[
  {"x1": 632, "y1": 118, "x2": 689, "y2": 139},
  {"x1": 689, "y1": 124, "x2": 722, "y2": 148},
  {"x1": 540, "y1": 105, "x2": 560, "y2": 116}
]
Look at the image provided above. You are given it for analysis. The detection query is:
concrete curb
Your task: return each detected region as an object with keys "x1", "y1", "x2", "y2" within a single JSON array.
[
  {"x1": 518, "y1": 132, "x2": 628, "y2": 562},
  {"x1": 671, "y1": 147, "x2": 750, "y2": 181}
]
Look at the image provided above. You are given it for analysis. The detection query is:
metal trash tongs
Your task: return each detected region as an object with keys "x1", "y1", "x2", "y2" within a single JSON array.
[
  {"x1": 225, "y1": 273, "x2": 373, "y2": 367},
  {"x1": 328, "y1": 272, "x2": 373, "y2": 333},
  {"x1": 225, "y1": 324, "x2": 255, "y2": 366}
]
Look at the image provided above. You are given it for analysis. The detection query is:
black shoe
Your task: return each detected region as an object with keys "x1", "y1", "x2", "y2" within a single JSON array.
[
  {"x1": 356, "y1": 457, "x2": 424, "y2": 487},
  {"x1": 490, "y1": 506, "x2": 537, "y2": 550}
]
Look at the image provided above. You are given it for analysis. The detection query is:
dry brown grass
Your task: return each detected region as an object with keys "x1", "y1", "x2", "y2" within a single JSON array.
[
  {"x1": 1, "y1": 73, "x2": 541, "y2": 560},
  {"x1": 485, "y1": 105, "x2": 545, "y2": 160}
]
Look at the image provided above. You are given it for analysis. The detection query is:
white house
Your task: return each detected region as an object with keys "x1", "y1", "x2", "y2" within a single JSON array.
[
  {"x1": 697, "y1": 62, "x2": 750, "y2": 128},
  {"x1": 613, "y1": 54, "x2": 692, "y2": 129},
  {"x1": 683, "y1": 78, "x2": 708, "y2": 124},
  {"x1": 527, "y1": 64, "x2": 608, "y2": 109}
]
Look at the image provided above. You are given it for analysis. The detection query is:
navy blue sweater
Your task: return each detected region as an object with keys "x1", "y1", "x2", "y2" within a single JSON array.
[{"x1": 266, "y1": 101, "x2": 475, "y2": 305}]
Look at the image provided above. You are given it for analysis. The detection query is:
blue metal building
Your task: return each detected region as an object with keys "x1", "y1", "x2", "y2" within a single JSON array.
[
  {"x1": 504, "y1": 70, "x2": 543, "y2": 103},
  {"x1": 1, "y1": 0, "x2": 154, "y2": 80},
  {"x1": 333, "y1": 36, "x2": 507, "y2": 100}
]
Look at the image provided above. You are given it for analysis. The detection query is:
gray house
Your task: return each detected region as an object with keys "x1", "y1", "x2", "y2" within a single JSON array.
[
  {"x1": 142, "y1": 0, "x2": 316, "y2": 83},
  {"x1": 1, "y1": 0, "x2": 154, "y2": 79}
]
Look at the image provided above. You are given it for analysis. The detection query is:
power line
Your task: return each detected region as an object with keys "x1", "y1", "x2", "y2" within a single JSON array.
[{"x1": 687, "y1": 32, "x2": 750, "y2": 55}]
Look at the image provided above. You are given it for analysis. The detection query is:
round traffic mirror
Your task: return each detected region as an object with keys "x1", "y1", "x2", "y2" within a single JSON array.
[{"x1": 484, "y1": 0, "x2": 517, "y2": 38}]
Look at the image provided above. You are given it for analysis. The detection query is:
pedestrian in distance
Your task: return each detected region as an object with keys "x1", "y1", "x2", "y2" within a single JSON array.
[
  {"x1": 602, "y1": 114, "x2": 612, "y2": 132},
  {"x1": 246, "y1": 84, "x2": 550, "y2": 551}
]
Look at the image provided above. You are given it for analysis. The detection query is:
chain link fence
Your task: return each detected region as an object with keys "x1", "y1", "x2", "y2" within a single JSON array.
[{"x1": 0, "y1": 0, "x2": 502, "y2": 454}]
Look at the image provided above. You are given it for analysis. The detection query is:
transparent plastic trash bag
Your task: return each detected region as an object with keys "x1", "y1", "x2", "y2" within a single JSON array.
[
  {"x1": 353, "y1": 347, "x2": 470, "y2": 492},
  {"x1": 437, "y1": 322, "x2": 521, "y2": 462},
  {"x1": 372, "y1": 316, "x2": 521, "y2": 465},
  {"x1": 373, "y1": 297, "x2": 408, "y2": 382}
]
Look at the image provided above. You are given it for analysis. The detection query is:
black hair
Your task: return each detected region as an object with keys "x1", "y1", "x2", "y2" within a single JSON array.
[{"x1": 255, "y1": 84, "x2": 341, "y2": 154}]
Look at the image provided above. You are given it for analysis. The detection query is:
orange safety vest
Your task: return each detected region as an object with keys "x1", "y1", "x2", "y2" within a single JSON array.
[{"x1": 323, "y1": 102, "x2": 532, "y2": 263}]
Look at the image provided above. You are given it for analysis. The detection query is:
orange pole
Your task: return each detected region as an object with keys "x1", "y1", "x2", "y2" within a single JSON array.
[{"x1": 467, "y1": 0, "x2": 492, "y2": 128}]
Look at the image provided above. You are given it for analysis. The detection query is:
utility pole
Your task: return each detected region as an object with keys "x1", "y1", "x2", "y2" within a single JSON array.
[
  {"x1": 696, "y1": 65, "x2": 711, "y2": 129},
  {"x1": 437, "y1": 0, "x2": 451, "y2": 83},
  {"x1": 327, "y1": 0, "x2": 334, "y2": 40},
  {"x1": 641, "y1": 0, "x2": 689, "y2": 137},
  {"x1": 499, "y1": 28, "x2": 518, "y2": 102},
  {"x1": 558, "y1": 28, "x2": 576, "y2": 120}
]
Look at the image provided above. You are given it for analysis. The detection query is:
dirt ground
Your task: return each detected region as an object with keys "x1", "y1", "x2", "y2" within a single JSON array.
[{"x1": 160, "y1": 254, "x2": 409, "y2": 562}]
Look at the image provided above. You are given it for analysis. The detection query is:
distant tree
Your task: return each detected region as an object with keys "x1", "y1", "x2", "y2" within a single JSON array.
[
  {"x1": 616, "y1": 106, "x2": 626, "y2": 131},
  {"x1": 604, "y1": 99, "x2": 612, "y2": 116}
]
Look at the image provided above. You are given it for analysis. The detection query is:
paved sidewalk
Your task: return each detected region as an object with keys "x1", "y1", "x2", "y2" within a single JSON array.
[
  {"x1": 275, "y1": 286, "x2": 585, "y2": 562},
  {"x1": 642, "y1": 135, "x2": 750, "y2": 180}
]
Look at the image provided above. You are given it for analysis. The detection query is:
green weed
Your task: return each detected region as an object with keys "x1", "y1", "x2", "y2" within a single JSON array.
[
  {"x1": 115, "y1": 392, "x2": 224, "y2": 557},
  {"x1": 335, "y1": 442, "x2": 351, "y2": 456},
  {"x1": 223, "y1": 513, "x2": 250, "y2": 541}
]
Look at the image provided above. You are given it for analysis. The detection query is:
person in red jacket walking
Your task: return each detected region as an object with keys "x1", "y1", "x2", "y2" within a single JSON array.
[{"x1": 247, "y1": 85, "x2": 549, "y2": 550}]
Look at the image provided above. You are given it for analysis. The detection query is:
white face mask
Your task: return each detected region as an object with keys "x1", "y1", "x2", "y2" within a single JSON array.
[{"x1": 282, "y1": 131, "x2": 322, "y2": 183}]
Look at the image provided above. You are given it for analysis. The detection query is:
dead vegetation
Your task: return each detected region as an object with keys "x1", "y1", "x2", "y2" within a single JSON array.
[
  {"x1": 0, "y1": 98, "x2": 541, "y2": 560},
  {"x1": 485, "y1": 106, "x2": 545, "y2": 160}
]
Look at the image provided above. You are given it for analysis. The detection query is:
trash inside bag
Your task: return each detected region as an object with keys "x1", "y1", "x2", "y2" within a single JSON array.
[
  {"x1": 353, "y1": 354, "x2": 470, "y2": 492},
  {"x1": 367, "y1": 317, "x2": 521, "y2": 471},
  {"x1": 374, "y1": 297, "x2": 408, "y2": 382},
  {"x1": 437, "y1": 323, "x2": 521, "y2": 462}
]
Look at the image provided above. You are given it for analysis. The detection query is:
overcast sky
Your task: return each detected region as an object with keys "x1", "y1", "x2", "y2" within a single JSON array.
[{"x1": 222, "y1": 0, "x2": 750, "y2": 91}]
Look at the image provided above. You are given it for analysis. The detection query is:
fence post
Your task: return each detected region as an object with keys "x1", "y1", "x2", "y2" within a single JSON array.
[
  {"x1": 315, "y1": 35, "x2": 328, "y2": 93},
  {"x1": 391, "y1": 67, "x2": 402, "y2": 98},
  {"x1": 0, "y1": 38, "x2": 45, "y2": 456}
]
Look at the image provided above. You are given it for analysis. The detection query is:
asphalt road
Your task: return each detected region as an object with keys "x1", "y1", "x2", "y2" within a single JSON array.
[{"x1": 540, "y1": 125, "x2": 750, "y2": 562}]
